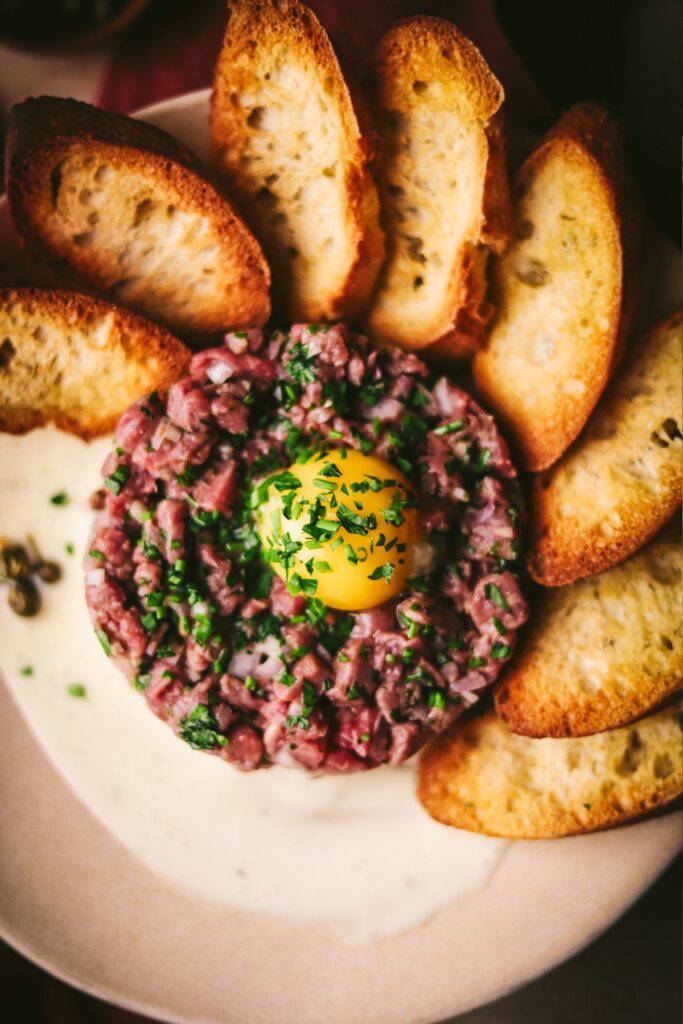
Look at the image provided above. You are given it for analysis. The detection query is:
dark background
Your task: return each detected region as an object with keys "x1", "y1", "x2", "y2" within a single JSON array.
[{"x1": 0, "y1": 0, "x2": 680, "y2": 1021}]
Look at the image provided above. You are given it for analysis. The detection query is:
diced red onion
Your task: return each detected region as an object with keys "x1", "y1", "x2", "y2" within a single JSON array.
[
  {"x1": 433, "y1": 376, "x2": 454, "y2": 416},
  {"x1": 225, "y1": 333, "x2": 248, "y2": 354},
  {"x1": 128, "y1": 500, "x2": 146, "y2": 523},
  {"x1": 362, "y1": 397, "x2": 404, "y2": 421},
  {"x1": 206, "y1": 361, "x2": 233, "y2": 384},
  {"x1": 408, "y1": 541, "x2": 437, "y2": 576},
  {"x1": 152, "y1": 419, "x2": 182, "y2": 448}
]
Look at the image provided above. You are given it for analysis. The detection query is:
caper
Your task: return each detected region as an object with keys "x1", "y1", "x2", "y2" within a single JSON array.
[
  {"x1": 8, "y1": 578, "x2": 41, "y2": 617},
  {"x1": 37, "y1": 560, "x2": 62, "y2": 584},
  {"x1": 0, "y1": 544, "x2": 30, "y2": 581}
]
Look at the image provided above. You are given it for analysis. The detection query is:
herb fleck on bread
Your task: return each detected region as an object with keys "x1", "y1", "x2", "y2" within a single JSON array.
[
  {"x1": 211, "y1": 0, "x2": 384, "y2": 323},
  {"x1": 0, "y1": 287, "x2": 188, "y2": 439},
  {"x1": 418, "y1": 704, "x2": 682, "y2": 838},
  {"x1": 530, "y1": 310, "x2": 682, "y2": 586},
  {"x1": 474, "y1": 103, "x2": 637, "y2": 470},
  {"x1": 367, "y1": 16, "x2": 510, "y2": 357},
  {"x1": 496, "y1": 525, "x2": 682, "y2": 737},
  {"x1": 6, "y1": 97, "x2": 271, "y2": 336}
]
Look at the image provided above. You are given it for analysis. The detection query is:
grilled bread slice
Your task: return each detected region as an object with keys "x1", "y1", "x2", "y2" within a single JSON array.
[
  {"x1": 496, "y1": 527, "x2": 682, "y2": 738},
  {"x1": 6, "y1": 97, "x2": 271, "y2": 336},
  {"x1": 211, "y1": 0, "x2": 384, "y2": 323},
  {"x1": 418, "y1": 705, "x2": 682, "y2": 838},
  {"x1": 473, "y1": 103, "x2": 635, "y2": 470},
  {"x1": 0, "y1": 287, "x2": 188, "y2": 439},
  {"x1": 367, "y1": 16, "x2": 510, "y2": 356},
  {"x1": 530, "y1": 311, "x2": 682, "y2": 586}
]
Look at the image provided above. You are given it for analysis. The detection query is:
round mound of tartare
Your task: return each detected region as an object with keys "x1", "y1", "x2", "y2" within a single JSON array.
[{"x1": 86, "y1": 324, "x2": 528, "y2": 772}]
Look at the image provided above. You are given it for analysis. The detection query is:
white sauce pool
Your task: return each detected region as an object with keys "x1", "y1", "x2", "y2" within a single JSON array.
[{"x1": 0, "y1": 428, "x2": 507, "y2": 942}]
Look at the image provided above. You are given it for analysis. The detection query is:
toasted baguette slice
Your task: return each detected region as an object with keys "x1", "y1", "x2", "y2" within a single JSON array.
[
  {"x1": 418, "y1": 705, "x2": 682, "y2": 838},
  {"x1": 210, "y1": 0, "x2": 384, "y2": 323},
  {"x1": 530, "y1": 311, "x2": 683, "y2": 586},
  {"x1": 473, "y1": 103, "x2": 635, "y2": 470},
  {"x1": 0, "y1": 287, "x2": 188, "y2": 439},
  {"x1": 367, "y1": 16, "x2": 510, "y2": 356},
  {"x1": 496, "y1": 527, "x2": 682, "y2": 738},
  {"x1": 6, "y1": 97, "x2": 271, "y2": 336}
]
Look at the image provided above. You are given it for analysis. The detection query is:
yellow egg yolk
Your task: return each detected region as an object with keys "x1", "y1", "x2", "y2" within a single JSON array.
[{"x1": 254, "y1": 448, "x2": 421, "y2": 611}]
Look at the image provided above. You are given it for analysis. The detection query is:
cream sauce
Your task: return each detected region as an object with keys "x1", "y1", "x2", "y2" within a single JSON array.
[{"x1": 0, "y1": 428, "x2": 507, "y2": 942}]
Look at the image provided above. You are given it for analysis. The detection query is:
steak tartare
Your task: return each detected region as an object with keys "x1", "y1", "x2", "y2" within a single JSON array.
[{"x1": 86, "y1": 324, "x2": 527, "y2": 772}]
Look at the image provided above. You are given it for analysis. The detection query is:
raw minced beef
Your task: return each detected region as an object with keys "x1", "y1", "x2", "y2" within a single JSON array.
[{"x1": 85, "y1": 324, "x2": 528, "y2": 772}]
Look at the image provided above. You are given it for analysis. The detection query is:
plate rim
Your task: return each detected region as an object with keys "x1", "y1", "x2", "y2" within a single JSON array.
[{"x1": 0, "y1": 86, "x2": 680, "y2": 1024}]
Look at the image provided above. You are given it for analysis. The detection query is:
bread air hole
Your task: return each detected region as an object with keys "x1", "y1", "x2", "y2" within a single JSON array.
[
  {"x1": 79, "y1": 188, "x2": 92, "y2": 206},
  {"x1": 515, "y1": 258, "x2": 549, "y2": 287},
  {"x1": 94, "y1": 164, "x2": 113, "y2": 185},
  {"x1": 615, "y1": 729, "x2": 645, "y2": 776},
  {"x1": 247, "y1": 107, "x2": 265, "y2": 129},
  {"x1": 50, "y1": 164, "x2": 63, "y2": 206},
  {"x1": 516, "y1": 220, "x2": 534, "y2": 241},
  {"x1": 653, "y1": 753, "x2": 674, "y2": 779},
  {"x1": 412, "y1": 80, "x2": 428, "y2": 94},
  {"x1": 663, "y1": 417, "x2": 682, "y2": 441},
  {"x1": 0, "y1": 338, "x2": 15, "y2": 370},
  {"x1": 133, "y1": 199, "x2": 155, "y2": 228},
  {"x1": 73, "y1": 232, "x2": 95, "y2": 247},
  {"x1": 413, "y1": 276, "x2": 424, "y2": 290},
  {"x1": 660, "y1": 634, "x2": 674, "y2": 651}
]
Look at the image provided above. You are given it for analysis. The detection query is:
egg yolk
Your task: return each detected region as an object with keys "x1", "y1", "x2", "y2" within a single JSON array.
[{"x1": 254, "y1": 448, "x2": 421, "y2": 611}]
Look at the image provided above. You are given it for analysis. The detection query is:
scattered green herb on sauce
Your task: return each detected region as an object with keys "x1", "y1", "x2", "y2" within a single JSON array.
[
  {"x1": 67, "y1": 684, "x2": 87, "y2": 698},
  {"x1": 50, "y1": 492, "x2": 69, "y2": 506},
  {"x1": 20, "y1": 666, "x2": 33, "y2": 676}
]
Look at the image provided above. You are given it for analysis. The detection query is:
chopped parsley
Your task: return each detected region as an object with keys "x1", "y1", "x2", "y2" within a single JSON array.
[
  {"x1": 104, "y1": 463, "x2": 130, "y2": 495},
  {"x1": 50, "y1": 491, "x2": 69, "y2": 506},
  {"x1": 179, "y1": 704, "x2": 228, "y2": 751}
]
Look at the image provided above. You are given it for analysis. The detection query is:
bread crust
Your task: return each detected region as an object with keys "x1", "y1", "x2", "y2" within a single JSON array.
[
  {"x1": 496, "y1": 525, "x2": 682, "y2": 737},
  {"x1": 418, "y1": 705, "x2": 683, "y2": 838},
  {"x1": 0, "y1": 287, "x2": 189, "y2": 439},
  {"x1": 6, "y1": 96, "x2": 271, "y2": 335},
  {"x1": 529, "y1": 310, "x2": 683, "y2": 586},
  {"x1": 473, "y1": 103, "x2": 637, "y2": 471},
  {"x1": 367, "y1": 16, "x2": 510, "y2": 357},
  {"x1": 210, "y1": 0, "x2": 384, "y2": 323}
]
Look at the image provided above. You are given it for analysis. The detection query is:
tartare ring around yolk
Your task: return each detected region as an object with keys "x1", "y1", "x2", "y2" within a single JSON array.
[{"x1": 254, "y1": 448, "x2": 421, "y2": 611}]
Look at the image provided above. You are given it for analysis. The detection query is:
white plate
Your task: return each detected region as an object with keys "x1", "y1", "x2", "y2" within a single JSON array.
[{"x1": 0, "y1": 89, "x2": 680, "y2": 1024}]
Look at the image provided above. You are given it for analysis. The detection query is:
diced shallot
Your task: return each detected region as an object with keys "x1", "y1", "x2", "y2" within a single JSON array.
[
  {"x1": 362, "y1": 397, "x2": 404, "y2": 421},
  {"x1": 206, "y1": 361, "x2": 233, "y2": 384}
]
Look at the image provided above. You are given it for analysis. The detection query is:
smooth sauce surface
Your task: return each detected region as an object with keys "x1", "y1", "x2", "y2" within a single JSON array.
[{"x1": 0, "y1": 428, "x2": 507, "y2": 942}]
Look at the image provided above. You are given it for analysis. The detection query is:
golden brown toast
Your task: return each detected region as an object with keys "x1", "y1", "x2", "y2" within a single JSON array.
[
  {"x1": 473, "y1": 103, "x2": 636, "y2": 470},
  {"x1": 6, "y1": 97, "x2": 271, "y2": 336},
  {"x1": 211, "y1": 0, "x2": 384, "y2": 323},
  {"x1": 0, "y1": 287, "x2": 188, "y2": 439},
  {"x1": 496, "y1": 526, "x2": 682, "y2": 738},
  {"x1": 367, "y1": 16, "x2": 510, "y2": 357},
  {"x1": 530, "y1": 310, "x2": 682, "y2": 586},
  {"x1": 418, "y1": 704, "x2": 682, "y2": 839}
]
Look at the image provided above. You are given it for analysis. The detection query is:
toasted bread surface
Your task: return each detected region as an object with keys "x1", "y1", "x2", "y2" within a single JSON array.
[
  {"x1": 496, "y1": 527, "x2": 682, "y2": 738},
  {"x1": 211, "y1": 0, "x2": 384, "y2": 323},
  {"x1": 418, "y1": 704, "x2": 683, "y2": 838},
  {"x1": 473, "y1": 103, "x2": 634, "y2": 470},
  {"x1": 6, "y1": 97, "x2": 271, "y2": 336},
  {"x1": 0, "y1": 287, "x2": 189, "y2": 439},
  {"x1": 529, "y1": 310, "x2": 682, "y2": 586},
  {"x1": 367, "y1": 16, "x2": 510, "y2": 356}
]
